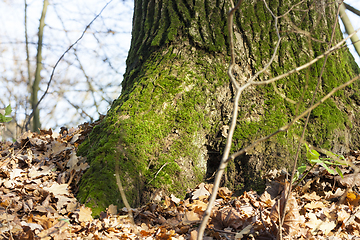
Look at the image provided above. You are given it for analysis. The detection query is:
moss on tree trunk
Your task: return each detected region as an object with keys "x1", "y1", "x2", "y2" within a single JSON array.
[{"x1": 77, "y1": 0, "x2": 360, "y2": 216}]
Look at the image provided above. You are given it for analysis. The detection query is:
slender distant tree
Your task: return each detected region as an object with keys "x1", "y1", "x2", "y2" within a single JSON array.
[
  {"x1": 30, "y1": 0, "x2": 48, "y2": 132},
  {"x1": 0, "y1": 1, "x2": 132, "y2": 139}
]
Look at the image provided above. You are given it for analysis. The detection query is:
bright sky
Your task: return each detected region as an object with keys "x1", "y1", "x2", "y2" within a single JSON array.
[
  {"x1": 341, "y1": 0, "x2": 360, "y2": 66},
  {"x1": 0, "y1": 0, "x2": 133, "y2": 131},
  {"x1": 0, "y1": 0, "x2": 359, "y2": 133}
]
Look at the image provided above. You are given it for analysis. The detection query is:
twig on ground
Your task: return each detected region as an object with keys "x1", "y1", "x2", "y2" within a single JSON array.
[
  {"x1": 210, "y1": 227, "x2": 237, "y2": 235},
  {"x1": 197, "y1": 0, "x2": 360, "y2": 239},
  {"x1": 280, "y1": 3, "x2": 342, "y2": 238},
  {"x1": 5, "y1": 199, "x2": 13, "y2": 240},
  {"x1": 337, "y1": 204, "x2": 360, "y2": 233},
  {"x1": 259, "y1": 204, "x2": 275, "y2": 239},
  {"x1": 115, "y1": 166, "x2": 135, "y2": 226},
  {"x1": 277, "y1": 199, "x2": 282, "y2": 240},
  {"x1": 0, "y1": 140, "x2": 30, "y2": 168}
]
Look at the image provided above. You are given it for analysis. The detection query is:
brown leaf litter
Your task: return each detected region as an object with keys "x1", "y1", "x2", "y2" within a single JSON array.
[{"x1": 1, "y1": 122, "x2": 360, "y2": 239}]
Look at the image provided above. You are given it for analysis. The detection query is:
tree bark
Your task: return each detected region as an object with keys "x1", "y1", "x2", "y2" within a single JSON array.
[
  {"x1": 31, "y1": 0, "x2": 48, "y2": 132},
  {"x1": 77, "y1": 0, "x2": 360, "y2": 216}
]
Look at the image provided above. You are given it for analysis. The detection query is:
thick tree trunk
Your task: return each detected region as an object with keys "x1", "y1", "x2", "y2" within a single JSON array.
[{"x1": 77, "y1": 0, "x2": 360, "y2": 216}]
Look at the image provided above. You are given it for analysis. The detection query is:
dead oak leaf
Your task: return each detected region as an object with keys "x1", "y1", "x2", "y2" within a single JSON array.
[
  {"x1": 301, "y1": 192, "x2": 322, "y2": 201},
  {"x1": 79, "y1": 205, "x2": 93, "y2": 222},
  {"x1": 3, "y1": 179, "x2": 15, "y2": 188},
  {"x1": 325, "y1": 188, "x2": 345, "y2": 200},
  {"x1": 192, "y1": 183, "x2": 210, "y2": 200},
  {"x1": 182, "y1": 210, "x2": 201, "y2": 225},
  {"x1": 218, "y1": 186, "x2": 232, "y2": 200},
  {"x1": 28, "y1": 165, "x2": 55, "y2": 178},
  {"x1": 43, "y1": 183, "x2": 69, "y2": 196},
  {"x1": 346, "y1": 191, "x2": 360, "y2": 206},
  {"x1": 259, "y1": 191, "x2": 275, "y2": 207},
  {"x1": 305, "y1": 212, "x2": 336, "y2": 235},
  {"x1": 170, "y1": 194, "x2": 181, "y2": 204},
  {"x1": 211, "y1": 207, "x2": 244, "y2": 230},
  {"x1": 335, "y1": 173, "x2": 360, "y2": 187},
  {"x1": 304, "y1": 201, "x2": 325, "y2": 210},
  {"x1": 34, "y1": 205, "x2": 57, "y2": 214},
  {"x1": 37, "y1": 220, "x2": 68, "y2": 239},
  {"x1": 0, "y1": 213, "x2": 15, "y2": 221},
  {"x1": 270, "y1": 183, "x2": 301, "y2": 237},
  {"x1": 186, "y1": 200, "x2": 208, "y2": 212},
  {"x1": 20, "y1": 221, "x2": 44, "y2": 231},
  {"x1": 73, "y1": 162, "x2": 89, "y2": 172},
  {"x1": 33, "y1": 214, "x2": 54, "y2": 230},
  {"x1": 9, "y1": 168, "x2": 24, "y2": 180},
  {"x1": 66, "y1": 151, "x2": 78, "y2": 169},
  {"x1": 48, "y1": 141, "x2": 70, "y2": 156},
  {"x1": 55, "y1": 195, "x2": 76, "y2": 211},
  {"x1": 337, "y1": 208, "x2": 350, "y2": 223},
  {"x1": 236, "y1": 204, "x2": 254, "y2": 218},
  {"x1": 305, "y1": 212, "x2": 322, "y2": 230},
  {"x1": 107, "y1": 204, "x2": 118, "y2": 215},
  {"x1": 317, "y1": 220, "x2": 337, "y2": 235}
]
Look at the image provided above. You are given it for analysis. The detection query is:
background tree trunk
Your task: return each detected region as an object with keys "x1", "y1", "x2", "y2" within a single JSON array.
[
  {"x1": 30, "y1": 0, "x2": 48, "y2": 132},
  {"x1": 77, "y1": 0, "x2": 360, "y2": 216}
]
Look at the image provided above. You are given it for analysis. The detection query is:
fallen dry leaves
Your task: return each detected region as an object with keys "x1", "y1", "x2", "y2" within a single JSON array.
[{"x1": 1, "y1": 122, "x2": 360, "y2": 239}]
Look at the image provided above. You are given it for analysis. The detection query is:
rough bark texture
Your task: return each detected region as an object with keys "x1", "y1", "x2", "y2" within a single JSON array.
[
  {"x1": 31, "y1": 0, "x2": 48, "y2": 132},
  {"x1": 77, "y1": 0, "x2": 360, "y2": 216}
]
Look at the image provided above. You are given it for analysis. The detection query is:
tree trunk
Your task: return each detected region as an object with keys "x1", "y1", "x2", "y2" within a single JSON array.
[
  {"x1": 77, "y1": 0, "x2": 360, "y2": 216},
  {"x1": 31, "y1": 0, "x2": 48, "y2": 132}
]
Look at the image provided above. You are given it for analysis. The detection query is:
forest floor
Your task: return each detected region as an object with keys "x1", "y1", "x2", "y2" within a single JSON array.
[{"x1": 1, "y1": 122, "x2": 360, "y2": 240}]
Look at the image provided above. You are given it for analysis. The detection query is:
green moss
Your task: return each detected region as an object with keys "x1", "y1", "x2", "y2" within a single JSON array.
[
  {"x1": 78, "y1": 0, "x2": 360, "y2": 215},
  {"x1": 214, "y1": 0, "x2": 360, "y2": 192},
  {"x1": 77, "y1": 44, "x2": 230, "y2": 215}
]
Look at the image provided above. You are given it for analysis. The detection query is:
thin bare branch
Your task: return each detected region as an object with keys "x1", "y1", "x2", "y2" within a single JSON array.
[
  {"x1": 226, "y1": 74, "x2": 360, "y2": 163},
  {"x1": 277, "y1": 0, "x2": 307, "y2": 18},
  {"x1": 279, "y1": 3, "x2": 343, "y2": 238},
  {"x1": 25, "y1": 0, "x2": 113, "y2": 130},
  {"x1": 53, "y1": 8, "x2": 101, "y2": 115},
  {"x1": 340, "y1": 3, "x2": 360, "y2": 57},
  {"x1": 344, "y1": 2, "x2": 360, "y2": 17},
  {"x1": 63, "y1": 96, "x2": 94, "y2": 122},
  {"x1": 24, "y1": 0, "x2": 31, "y2": 87},
  {"x1": 252, "y1": 27, "x2": 360, "y2": 86},
  {"x1": 197, "y1": 1, "x2": 244, "y2": 239},
  {"x1": 248, "y1": 0, "x2": 282, "y2": 83},
  {"x1": 284, "y1": 17, "x2": 328, "y2": 44},
  {"x1": 115, "y1": 166, "x2": 135, "y2": 225},
  {"x1": 271, "y1": 82, "x2": 297, "y2": 104},
  {"x1": 148, "y1": 162, "x2": 170, "y2": 184}
]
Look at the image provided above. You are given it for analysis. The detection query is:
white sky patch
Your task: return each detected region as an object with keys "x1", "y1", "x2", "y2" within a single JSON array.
[
  {"x1": 0, "y1": 0, "x2": 133, "y2": 132},
  {"x1": 340, "y1": 0, "x2": 360, "y2": 66}
]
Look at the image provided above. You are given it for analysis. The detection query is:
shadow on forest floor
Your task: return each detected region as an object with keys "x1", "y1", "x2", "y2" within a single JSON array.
[{"x1": 0, "y1": 123, "x2": 359, "y2": 239}]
